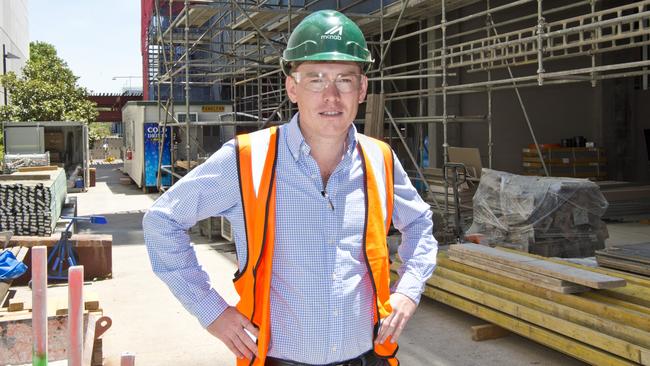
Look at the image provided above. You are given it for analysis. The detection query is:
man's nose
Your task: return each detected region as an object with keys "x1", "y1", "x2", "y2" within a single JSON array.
[{"x1": 322, "y1": 80, "x2": 341, "y2": 100}]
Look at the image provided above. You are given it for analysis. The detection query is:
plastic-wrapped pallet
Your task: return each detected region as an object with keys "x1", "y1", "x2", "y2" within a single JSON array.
[{"x1": 466, "y1": 169, "x2": 609, "y2": 257}]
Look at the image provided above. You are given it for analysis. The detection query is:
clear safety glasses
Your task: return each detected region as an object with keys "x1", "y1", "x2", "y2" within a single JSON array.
[{"x1": 291, "y1": 72, "x2": 363, "y2": 93}]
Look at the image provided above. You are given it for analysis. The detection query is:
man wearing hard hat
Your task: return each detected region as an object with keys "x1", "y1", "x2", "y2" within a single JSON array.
[{"x1": 144, "y1": 9, "x2": 437, "y2": 366}]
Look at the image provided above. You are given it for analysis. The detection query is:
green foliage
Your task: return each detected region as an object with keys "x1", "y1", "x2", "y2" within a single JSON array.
[
  {"x1": 0, "y1": 41, "x2": 98, "y2": 123},
  {"x1": 88, "y1": 122, "x2": 112, "y2": 148}
]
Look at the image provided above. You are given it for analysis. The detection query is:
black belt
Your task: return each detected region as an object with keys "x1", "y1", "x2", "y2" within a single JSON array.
[{"x1": 265, "y1": 350, "x2": 384, "y2": 366}]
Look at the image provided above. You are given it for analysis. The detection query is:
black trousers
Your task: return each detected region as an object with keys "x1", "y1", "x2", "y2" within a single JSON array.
[{"x1": 265, "y1": 350, "x2": 388, "y2": 366}]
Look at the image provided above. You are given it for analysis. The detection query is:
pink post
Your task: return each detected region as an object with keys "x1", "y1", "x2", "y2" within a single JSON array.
[
  {"x1": 68, "y1": 265, "x2": 84, "y2": 366},
  {"x1": 31, "y1": 246, "x2": 48, "y2": 366},
  {"x1": 121, "y1": 352, "x2": 136, "y2": 366}
]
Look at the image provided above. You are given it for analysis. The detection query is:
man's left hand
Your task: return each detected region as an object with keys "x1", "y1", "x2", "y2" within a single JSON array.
[{"x1": 376, "y1": 293, "x2": 417, "y2": 345}]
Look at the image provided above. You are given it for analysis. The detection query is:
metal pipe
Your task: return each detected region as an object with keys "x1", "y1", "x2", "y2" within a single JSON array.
[
  {"x1": 232, "y1": 1, "x2": 281, "y2": 55},
  {"x1": 427, "y1": 0, "x2": 597, "y2": 47},
  {"x1": 261, "y1": 97, "x2": 289, "y2": 128},
  {"x1": 377, "y1": 0, "x2": 411, "y2": 70},
  {"x1": 384, "y1": 68, "x2": 650, "y2": 99},
  {"x1": 387, "y1": 0, "x2": 535, "y2": 43},
  {"x1": 385, "y1": 106, "x2": 440, "y2": 211},
  {"x1": 591, "y1": 0, "x2": 597, "y2": 88},
  {"x1": 370, "y1": 6, "x2": 650, "y2": 76},
  {"x1": 536, "y1": 0, "x2": 545, "y2": 86},
  {"x1": 185, "y1": 0, "x2": 191, "y2": 167},
  {"x1": 367, "y1": 73, "x2": 447, "y2": 81},
  {"x1": 487, "y1": 1, "x2": 494, "y2": 169},
  {"x1": 490, "y1": 18, "x2": 549, "y2": 176}
]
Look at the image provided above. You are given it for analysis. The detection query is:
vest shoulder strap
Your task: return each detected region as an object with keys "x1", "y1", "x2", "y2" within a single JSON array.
[{"x1": 357, "y1": 134, "x2": 394, "y2": 232}]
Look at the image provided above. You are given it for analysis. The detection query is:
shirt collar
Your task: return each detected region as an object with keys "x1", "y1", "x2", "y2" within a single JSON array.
[{"x1": 285, "y1": 113, "x2": 358, "y2": 162}]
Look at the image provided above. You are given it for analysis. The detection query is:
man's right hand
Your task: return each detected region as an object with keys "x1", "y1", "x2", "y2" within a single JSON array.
[{"x1": 207, "y1": 306, "x2": 260, "y2": 360}]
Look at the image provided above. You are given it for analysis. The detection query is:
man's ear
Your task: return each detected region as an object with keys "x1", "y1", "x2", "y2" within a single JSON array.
[
  {"x1": 358, "y1": 75, "x2": 369, "y2": 104},
  {"x1": 286, "y1": 75, "x2": 297, "y2": 104}
]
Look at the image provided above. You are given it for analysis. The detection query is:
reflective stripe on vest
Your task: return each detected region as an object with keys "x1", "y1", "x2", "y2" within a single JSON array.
[{"x1": 235, "y1": 127, "x2": 398, "y2": 366}]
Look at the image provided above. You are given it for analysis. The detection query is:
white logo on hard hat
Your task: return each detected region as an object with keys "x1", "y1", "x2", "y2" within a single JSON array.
[
  {"x1": 321, "y1": 25, "x2": 343, "y2": 40},
  {"x1": 325, "y1": 25, "x2": 343, "y2": 36}
]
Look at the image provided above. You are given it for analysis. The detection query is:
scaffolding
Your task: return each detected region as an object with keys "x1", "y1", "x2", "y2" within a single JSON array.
[{"x1": 142, "y1": 0, "x2": 650, "y2": 242}]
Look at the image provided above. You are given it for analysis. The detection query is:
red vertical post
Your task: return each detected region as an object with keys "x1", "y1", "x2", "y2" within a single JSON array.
[
  {"x1": 68, "y1": 265, "x2": 84, "y2": 366},
  {"x1": 31, "y1": 246, "x2": 48, "y2": 366},
  {"x1": 121, "y1": 352, "x2": 136, "y2": 366}
]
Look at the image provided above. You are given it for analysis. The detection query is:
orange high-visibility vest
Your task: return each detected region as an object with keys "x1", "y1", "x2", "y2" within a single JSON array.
[{"x1": 234, "y1": 126, "x2": 398, "y2": 366}]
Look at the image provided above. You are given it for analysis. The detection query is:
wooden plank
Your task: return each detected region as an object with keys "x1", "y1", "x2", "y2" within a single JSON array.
[
  {"x1": 8, "y1": 298, "x2": 24, "y2": 312},
  {"x1": 450, "y1": 244, "x2": 626, "y2": 289},
  {"x1": 471, "y1": 324, "x2": 510, "y2": 341},
  {"x1": 581, "y1": 292, "x2": 650, "y2": 317},
  {"x1": 435, "y1": 256, "x2": 650, "y2": 332},
  {"x1": 596, "y1": 243, "x2": 650, "y2": 265},
  {"x1": 431, "y1": 274, "x2": 650, "y2": 364},
  {"x1": 597, "y1": 255, "x2": 650, "y2": 276},
  {"x1": 0, "y1": 174, "x2": 52, "y2": 181},
  {"x1": 17, "y1": 166, "x2": 59, "y2": 172},
  {"x1": 424, "y1": 286, "x2": 638, "y2": 366},
  {"x1": 496, "y1": 246, "x2": 650, "y2": 290},
  {"x1": 8, "y1": 234, "x2": 112, "y2": 248},
  {"x1": 435, "y1": 266, "x2": 650, "y2": 349},
  {"x1": 448, "y1": 253, "x2": 589, "y2": 294},
  {"x1": 84, "y1": 291, "x2": 100, "y2": 311},
  {"x1": 449, "y1": 251, "x2": 580, "y2": 287}
]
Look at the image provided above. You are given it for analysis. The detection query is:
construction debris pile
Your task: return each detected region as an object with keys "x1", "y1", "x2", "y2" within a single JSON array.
[
  {"x1": 0, "y1": 168, "x2": 67, "y2": 236},
  {"x1": 466, "y1": 169, "x2": 609, "y2": 257}
]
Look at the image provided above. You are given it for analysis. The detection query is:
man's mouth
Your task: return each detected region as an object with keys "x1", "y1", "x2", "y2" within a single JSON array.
[{"x1": 319, "y1": 111, "x2": 343, "y2": 117}]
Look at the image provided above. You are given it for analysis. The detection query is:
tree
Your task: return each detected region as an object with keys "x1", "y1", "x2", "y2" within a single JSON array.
[
  {"x1": 0, "y1": 41, "x2": 97, "y2": 123},
  {"x1": 88, "y1": 122, "x2": 112, "y2": 149}
]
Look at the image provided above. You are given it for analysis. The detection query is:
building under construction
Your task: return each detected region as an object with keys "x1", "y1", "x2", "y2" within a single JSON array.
[{"x1": 140, "y1": 0, "x2": 650, "y2": 240}]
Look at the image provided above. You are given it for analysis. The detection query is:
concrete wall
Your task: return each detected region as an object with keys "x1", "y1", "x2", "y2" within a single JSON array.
[{"x1": 0, "y1": 0, "x2": 29, "y2": 106}]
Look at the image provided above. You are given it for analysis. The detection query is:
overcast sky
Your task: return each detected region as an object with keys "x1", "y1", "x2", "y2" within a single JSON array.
[{"x1": 29, "y1": 0, "x2": 143, "y2": 93}]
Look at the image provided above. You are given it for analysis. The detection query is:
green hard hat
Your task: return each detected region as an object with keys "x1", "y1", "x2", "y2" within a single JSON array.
[{"x1": 280, "y1": 10, "x2": 374, "y2": 75}]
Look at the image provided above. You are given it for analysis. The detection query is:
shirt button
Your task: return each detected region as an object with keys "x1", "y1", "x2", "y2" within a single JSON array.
[
  {"x1": 332, "y1": 272, "x2": 337, "y2": 280},
  {"x1": 332, "y1": 346, "x2": 337, "y2": 352},
  {"x1": 328, "y1": 238, "x2": 334, "y2": 245},
  {"x1": 333, "y1": 310, "x2": 338, "y2": 316}
]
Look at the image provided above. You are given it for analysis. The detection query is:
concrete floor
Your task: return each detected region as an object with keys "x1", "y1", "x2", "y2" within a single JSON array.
[{"x1": 52, "y1": 163, "x2": 650, "y2": 365}]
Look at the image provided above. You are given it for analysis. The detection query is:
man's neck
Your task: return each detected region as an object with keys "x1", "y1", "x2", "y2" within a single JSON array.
[{"x1": 300, "y1": 125, "x2": 349, "y2": 185}]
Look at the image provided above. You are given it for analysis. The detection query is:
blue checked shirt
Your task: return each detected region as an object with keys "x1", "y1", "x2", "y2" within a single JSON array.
[{"x1": 143, "y1": 113, "x2": 437, "y2": 364}]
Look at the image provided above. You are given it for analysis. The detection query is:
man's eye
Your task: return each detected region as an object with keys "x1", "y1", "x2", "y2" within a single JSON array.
[
  {"x1": 338, "y1": 78, "x2": 353, "y2": 84},
  {"x1": 308, "y1": 79, "x2": 324, "y2": 84}
]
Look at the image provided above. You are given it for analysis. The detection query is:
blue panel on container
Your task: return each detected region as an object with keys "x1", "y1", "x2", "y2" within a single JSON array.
[{"x1": 144, "y1": 123, "x2": 172, "y2": 187}]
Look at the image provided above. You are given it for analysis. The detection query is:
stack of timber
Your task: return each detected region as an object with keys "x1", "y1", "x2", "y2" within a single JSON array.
[
  {"x1": 393, "y1": 244, "x2": 650, "y2": 366},
  {"x1": 596, "y1": 243, "x2": 650, "y2": 276},
  {"x1": 0, "y1": 167, "x2": 67, "y2": 236},
  {"x1": 598, "y1": 182, "x2": 650, "y2": 221},
  {"x1": 466, "y1": 169, "x2": 609, "y2": 257}
]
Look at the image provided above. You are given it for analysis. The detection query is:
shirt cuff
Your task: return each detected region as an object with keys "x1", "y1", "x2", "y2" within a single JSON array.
[
  {"x1": 393, "y1": 270, "x2": 426, "y2": 305},
  {"x1": 193, "y1": 289, "x2": 230, "y2": 328}
]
